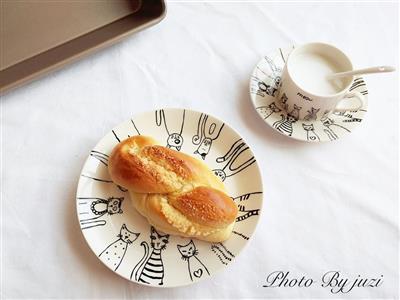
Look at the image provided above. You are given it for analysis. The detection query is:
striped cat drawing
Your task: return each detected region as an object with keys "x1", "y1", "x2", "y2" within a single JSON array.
[
  {"x1": 131, "y1": 227, "x2": 169, "y2": 285},
  {"x1": 273, "y1": 105, "x2": 302, "y2": 136}
]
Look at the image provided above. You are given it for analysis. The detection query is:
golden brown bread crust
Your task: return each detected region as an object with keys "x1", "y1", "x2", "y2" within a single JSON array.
[
  {"x1": 169, "y1": 187, "x2": 237, "y2": 228},
  {"x1": 108, "y1": 136, "x2": 175, "y2": 193},
  {"x1": 108, "y1": 135, "x2": 238, "y2": 242},
  {"x1": 131, "y1": 191, "x2": 236, "y2": 243},
  {"x1": 109, "y1": 136, "x2": 226, "y2": 193}
]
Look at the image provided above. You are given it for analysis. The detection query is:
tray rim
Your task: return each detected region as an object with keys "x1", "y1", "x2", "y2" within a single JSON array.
[{"x1": 0, "y1": 0, "x2": 166, "y2": 95}]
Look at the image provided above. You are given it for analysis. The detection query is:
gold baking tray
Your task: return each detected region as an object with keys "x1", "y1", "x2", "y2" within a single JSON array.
[{"x1": 0, "y1": 0, "x2": 166, "y2": 94}]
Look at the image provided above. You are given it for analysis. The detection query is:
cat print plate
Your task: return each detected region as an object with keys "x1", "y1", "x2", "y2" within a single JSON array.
[
  {"x1": 249, "y1": 47, "x2": 369, "y2": 142},
  {"x1": 76, "y1": 108, "x2": 263, "y2": 287}
]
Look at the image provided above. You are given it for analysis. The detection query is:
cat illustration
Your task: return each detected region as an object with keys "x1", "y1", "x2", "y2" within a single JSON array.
[
  {"x1": 273, "y1": 114, "x2": 296, "y2": 136},
  {"x1": 81, "y1": 174, "x2": 128, "y2": 193},
  {"x1": 236, "y1": 204, "x2": 260, "y2": 222},
  {"x1": 251, "y1": 76, "x2": 263, "y2": 97},
  {"x1": 131, "y1": 227, "x2": 169, "y2": 285},
  {"x1": 302, "y1": 123, "x2": 320, "y2": 142},
  {"x1": 213, "y1": 139, "x2": 256, "y2": 182},
  {"x1": 90, "y1": 150, "x2": 109, "y2": 166},
  {"x1": 265, "y1": 56, "x2": 282, "y2": 93},
  {"x1": 99, "y1": 224, "x2": 140, "y2": 271},
  {"x1": 156, "y1": 109, "x2": 186, "y2": 151},
  {"x1": 232, "y1": 230, "x2": 250, "y2": 240},
  {"x1": 112, "y1": 120, "x2": 141, "y2": 143},
  {"x1": 272, "y1": 105, "x2": 301, "y2": 136},
  {"x1": 256, "y1": 102, "x2": 281, "y2": 119},
  {"x1": 211, "y1": 243, "x2": 235, "y2": 265},
  {"x1": 232, "y1": 191, "x2": 263, "y2": 202},
  {"x1": 332, "y1": 111, "x2": 347, "y2": 117},
  {"x1": 177, "y1": 240, "x2": 210, "y2": 282},
  {"x1": 192, "y1": 113, "x2": 224, "y2": 160},
  {"x1": 78, "y1": 197, "x2": 123, "y2": 230},
  {"x1": 321, "y1": 110, "x2": 331, "y2": 120},
  {"x1": 321, "y1": 117, "x2": 351, "y2": 141},
  {"x1": 304, "y1": 107, "x2": 320, "y2": 121},
  {"x1": 343, "y1": 117, "x2": 362, "y2": 123},
  {"x1": 278, "y1": 93, "x2": 289, "y2": 111},
  {"x1": 332, "y1": 111, "x2": 362, "y2": 123},
  {"x1": 289, "y1": 104, "x2": 302, "y2": 120},
  {"x1": 168, "y1": 133, "x2": 183, "y2": 150},
  {"x1": 258, "y1": 81, "x2": 278, "y2": 97},
  {"x1": 255, "y1": 56, "x2": 282, "y2": 97},
  {"x1": 87, "y1": 151, "x2": 128, "y2": 192}
]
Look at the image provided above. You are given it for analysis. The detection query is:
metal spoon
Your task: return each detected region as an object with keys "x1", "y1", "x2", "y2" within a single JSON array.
[{"x1": 327, "y1": 66, "x2": 395, "y2": 80}]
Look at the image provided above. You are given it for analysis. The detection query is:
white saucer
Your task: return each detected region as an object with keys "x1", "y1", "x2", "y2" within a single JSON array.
[
  {"x1": 249, "y1": 46, "x2": 368, "y2": 142},
  {"x1": 76, "y1": 108, "x2": 263, "y2": 287}
]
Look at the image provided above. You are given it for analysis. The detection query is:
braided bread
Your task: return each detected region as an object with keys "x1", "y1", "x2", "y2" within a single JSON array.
[{"x1": 108, "y1": 136, "x2": 238, "y2": 242}]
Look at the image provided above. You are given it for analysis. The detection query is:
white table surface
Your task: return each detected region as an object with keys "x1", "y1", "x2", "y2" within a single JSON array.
[{"x1": 2, "y1": 2, "x2": 399, "y2": 299}]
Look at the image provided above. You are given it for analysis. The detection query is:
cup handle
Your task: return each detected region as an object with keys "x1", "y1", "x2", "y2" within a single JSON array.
[{"x1": 333, "y1": 91, "x2": 365, "y2": 112}]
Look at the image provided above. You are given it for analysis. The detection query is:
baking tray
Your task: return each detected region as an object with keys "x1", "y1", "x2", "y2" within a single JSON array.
[{"x1": 0, "y1": 0, "x2": 166, "y2": 94}]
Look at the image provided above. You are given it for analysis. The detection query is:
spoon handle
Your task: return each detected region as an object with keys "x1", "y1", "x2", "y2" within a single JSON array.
[{"x1": 327, "y1": 66, "x2": 396, "y2": 79}]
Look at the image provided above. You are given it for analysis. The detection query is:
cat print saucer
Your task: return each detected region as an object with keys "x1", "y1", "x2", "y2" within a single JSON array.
[
  {"x1": 76, "y1": 108, "x2": 263, "y2": 287},
  {"x1": 249, "y1": 47, "x2": 369, "y2": 142}
]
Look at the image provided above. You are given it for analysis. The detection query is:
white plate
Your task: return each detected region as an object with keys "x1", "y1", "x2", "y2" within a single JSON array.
[
  {"x1": 249, "y1": 46, "x2": 369, "y2": 142},
  {"x1": 76, "y1": 108, "x2": 263, "y2": 287}
]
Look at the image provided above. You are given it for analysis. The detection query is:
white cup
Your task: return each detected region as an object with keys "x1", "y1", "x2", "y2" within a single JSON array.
[{"x1": 277, "y1": 43, "x2": 366, "y2": 121}]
